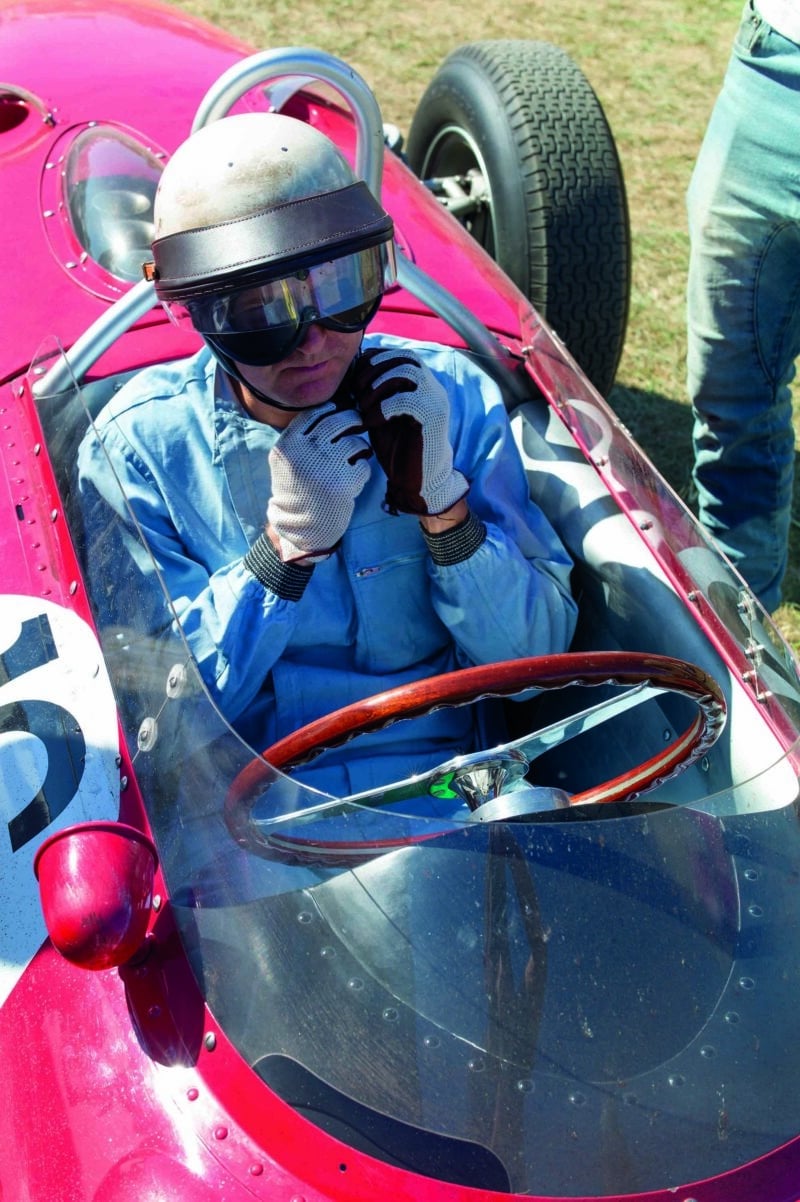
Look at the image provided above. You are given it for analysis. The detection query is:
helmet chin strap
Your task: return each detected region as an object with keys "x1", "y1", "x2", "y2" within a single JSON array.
[
  {"x1": 204, "y1": 340, "x2": 318, "y2": 412},
  {"x1": 206, "y1": 338, "x2": 362, "y2": 413}
]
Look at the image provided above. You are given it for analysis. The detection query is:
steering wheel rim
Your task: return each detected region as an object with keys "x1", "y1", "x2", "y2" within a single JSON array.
[{"x1": 226, "y1": 652, "x2": 727, "y2": 856}]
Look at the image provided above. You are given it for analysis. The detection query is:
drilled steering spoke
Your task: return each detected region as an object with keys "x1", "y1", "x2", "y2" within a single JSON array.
[{"x1": 502, "y1": 681, "x2": 665, "y2": 762}]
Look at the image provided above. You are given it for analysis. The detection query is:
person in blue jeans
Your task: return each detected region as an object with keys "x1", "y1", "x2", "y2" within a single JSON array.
[
  {"x1": 687, "y1": 0, "x2": 800, "y2": 614},
  {"x1": 77, "y1": 110, "x2": 578, "y2": 798}
]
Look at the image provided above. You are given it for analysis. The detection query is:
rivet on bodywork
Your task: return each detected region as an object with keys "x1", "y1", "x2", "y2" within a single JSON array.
[
  {"x1": 249, "y1": 1163, "x2": 264, "y2": 1177},
  {"x1": 204, "y1": 1032, "x2": 217, "y2": 1051}
]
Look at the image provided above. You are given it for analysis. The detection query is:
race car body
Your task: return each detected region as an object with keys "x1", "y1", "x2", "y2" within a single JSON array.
[{"x1": 2, "y1": 3, "x2": 800, "y2": 1199}]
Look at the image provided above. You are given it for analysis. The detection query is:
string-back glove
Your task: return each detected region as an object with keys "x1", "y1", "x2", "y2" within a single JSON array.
[
  {"x1": 353, "y1": 348, "x2": 469, "y2": 515},
  {"x1": 267, "y1": 402, "x2": 372, "y2": 562}
]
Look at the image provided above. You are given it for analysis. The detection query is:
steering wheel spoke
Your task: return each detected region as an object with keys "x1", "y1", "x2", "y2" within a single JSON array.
[{"x1": 504, "y1": 681, "x2": 661, "y2": 762}]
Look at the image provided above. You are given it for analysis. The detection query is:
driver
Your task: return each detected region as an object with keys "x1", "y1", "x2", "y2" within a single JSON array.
[{"x1": 77, "y1": 111, "x2": 578, "y2": 796}]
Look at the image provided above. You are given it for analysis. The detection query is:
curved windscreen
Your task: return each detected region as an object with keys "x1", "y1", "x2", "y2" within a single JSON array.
[{"x1": 32, "y1": 344, "x2": 800, "y2": 1197}]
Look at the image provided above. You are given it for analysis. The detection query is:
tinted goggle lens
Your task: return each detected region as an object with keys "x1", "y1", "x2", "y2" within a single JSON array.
[
  {"x1": 205, "y1": 298, "x2": 381, "y2": 367},
  {"x1": 167, "y1": 242, "x2": 395, "y2": 366}
]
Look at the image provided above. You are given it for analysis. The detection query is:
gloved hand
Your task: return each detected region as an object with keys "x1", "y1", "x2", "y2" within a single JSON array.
[
  {"x1": 267, "y1": 402, "x2": 372, "y2": 562},
  {"x1": 353, "y1": 348, "x2": 469, "y2": 516}
]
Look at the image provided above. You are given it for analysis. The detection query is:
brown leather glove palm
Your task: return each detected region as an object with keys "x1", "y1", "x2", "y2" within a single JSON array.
[{"x1": 353, "y1": 348, "x2": 468, "y2": 515}]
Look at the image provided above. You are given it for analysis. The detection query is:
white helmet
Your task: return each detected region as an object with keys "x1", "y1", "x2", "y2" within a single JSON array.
[{"x1": 145, "y1": 112, "x2": 395, "y2": 368}]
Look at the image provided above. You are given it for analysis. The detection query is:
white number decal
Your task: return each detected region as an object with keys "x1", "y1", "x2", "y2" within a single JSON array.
[{"x1": 0, "y1": 597, "x2": 120, "y2": 1006}]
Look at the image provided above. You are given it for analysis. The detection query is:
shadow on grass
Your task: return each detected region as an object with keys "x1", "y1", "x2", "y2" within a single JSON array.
[
  {"x1": 609, "y1": 381, "x2": 695, "y2": 500},
  {"x1": 609, "y1": 381, "x2": 800, "y2": 641}
]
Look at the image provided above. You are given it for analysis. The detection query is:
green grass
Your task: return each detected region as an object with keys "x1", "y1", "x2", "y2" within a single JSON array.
[{"x1": 176, "y1": 0, "x2": 800, "y2": 644}]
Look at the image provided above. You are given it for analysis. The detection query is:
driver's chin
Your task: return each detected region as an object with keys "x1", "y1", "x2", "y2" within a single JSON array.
[{"x1": 243, "y1": 366, "x2": 341, "y2": 411}]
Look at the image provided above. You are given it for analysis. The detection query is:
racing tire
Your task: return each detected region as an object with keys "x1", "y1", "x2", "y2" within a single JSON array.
[{"x1": 406, "y1": 40, "x2": 631, "y2": 397}]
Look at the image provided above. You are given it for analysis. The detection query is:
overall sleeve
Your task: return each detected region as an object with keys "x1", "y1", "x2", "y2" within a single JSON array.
[
  {"x1": 76, "y1": 409, "x2": 307, "y2": 727},
  {"x1": 425, "y1": 350, "x2": 578, "y2": 664}
]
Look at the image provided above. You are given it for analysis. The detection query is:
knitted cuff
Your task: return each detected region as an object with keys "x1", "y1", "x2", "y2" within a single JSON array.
[
  {"x1": 244, "y1": 531, "x2": 315, "y2": 601},
  {"x1": 420, "y1": 509, "x2": 487, "y2": 566}
]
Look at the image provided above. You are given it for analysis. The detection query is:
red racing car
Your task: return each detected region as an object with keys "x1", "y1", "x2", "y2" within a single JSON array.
[{"x1": 2, "y1": 2, "x2": 800, "y2": 1200}]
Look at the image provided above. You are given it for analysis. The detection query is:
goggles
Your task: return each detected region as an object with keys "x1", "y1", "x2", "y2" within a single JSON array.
[{"x1": 164, "y1": 240, "x2": 396, "y2": 366}]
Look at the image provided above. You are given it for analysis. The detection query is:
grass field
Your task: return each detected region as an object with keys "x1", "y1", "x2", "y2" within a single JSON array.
[{"x1": 177, "y1": 0, "x2": 800, "y2": 641}]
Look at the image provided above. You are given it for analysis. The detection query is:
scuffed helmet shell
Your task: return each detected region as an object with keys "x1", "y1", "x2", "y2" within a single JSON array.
[{"x1": 154, "y1": 111, "x2": 358, "y2": 237}]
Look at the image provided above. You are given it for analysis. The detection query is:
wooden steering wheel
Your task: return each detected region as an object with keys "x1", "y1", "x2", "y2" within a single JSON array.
[{"x1": 225, "y1": 651, "x2": 727, "y2": 861}]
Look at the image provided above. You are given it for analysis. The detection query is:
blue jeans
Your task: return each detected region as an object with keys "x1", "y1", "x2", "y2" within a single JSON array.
[{"x1": 687, "y1": 0, "x2": 800, "y2": 613}]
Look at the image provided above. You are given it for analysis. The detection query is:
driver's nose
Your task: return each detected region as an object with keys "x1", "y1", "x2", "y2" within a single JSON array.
[{"x1": 294, "y1": 319, "x2": 330, "y2": 355}]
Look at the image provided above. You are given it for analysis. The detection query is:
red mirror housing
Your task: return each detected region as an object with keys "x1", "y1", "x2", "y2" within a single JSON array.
[{"x1": 34, "y1": 821, "x2": 158, "y2": 970}]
